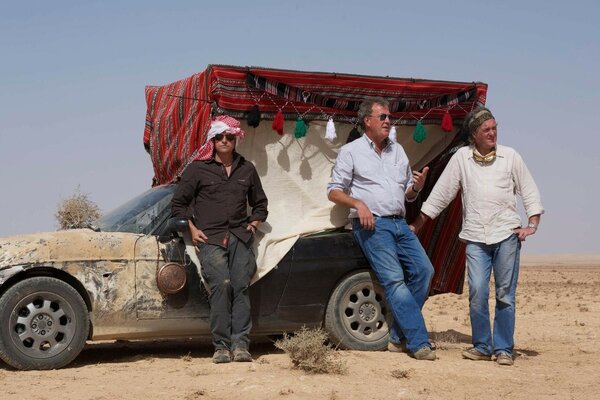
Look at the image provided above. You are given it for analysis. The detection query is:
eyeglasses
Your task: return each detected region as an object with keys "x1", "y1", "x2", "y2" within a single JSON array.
[
  {"x1": 214, "y1": 133, "x2": 236, "y2": 141},
  {"x1": 368, "y1": 113, "x2": 393, "y2": 121}
]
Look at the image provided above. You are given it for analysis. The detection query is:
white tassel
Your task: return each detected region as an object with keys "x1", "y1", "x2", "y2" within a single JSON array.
[
  {"x1": 325, "y1": 117, "x2": 337, "y2": 142},
  {"x1": 389, "y1": 125, "x2": 397, "y2": 142}
]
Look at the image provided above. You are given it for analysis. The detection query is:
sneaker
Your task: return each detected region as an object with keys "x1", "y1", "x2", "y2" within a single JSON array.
[
  {"x1": 462, "y1": 347, "x2": 492, "y2": 361},
  {"x1": 495, "y1": 352, "x2": 514, "y2": 366},
  {"x1": 412, "y1": 346, "x2": 437, "y2": 361},
  {"x1": 212, "y1": 349, "x2": 232, "y2": 364},
  {"x1": 232, "y1": 348, "x2": 252, "y2": 362},
  {"x1": 387, "y1": 341, "x2": 409, "y2": 353}
]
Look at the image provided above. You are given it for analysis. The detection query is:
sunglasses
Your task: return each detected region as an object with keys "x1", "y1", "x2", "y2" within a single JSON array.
[
  {"x1": 368, "y1": 113, "x2": 393, "y2": 121},
  {"x1": 214, "y1": 133, "x2": 236, "y2": 142}
]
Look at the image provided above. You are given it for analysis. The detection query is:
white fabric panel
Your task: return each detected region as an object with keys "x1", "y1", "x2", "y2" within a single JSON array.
[{"x1": 235, "y1": 120, "x2": 455, "y2": 283}]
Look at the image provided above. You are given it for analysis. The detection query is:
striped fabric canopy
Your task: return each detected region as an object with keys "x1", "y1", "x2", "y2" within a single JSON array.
[
  {"x1": 144, "y1": 65, "x2": 487, "y2": 185},
  {"x1": 143, "y1": 65, "x2": 488, "y2": 294}
]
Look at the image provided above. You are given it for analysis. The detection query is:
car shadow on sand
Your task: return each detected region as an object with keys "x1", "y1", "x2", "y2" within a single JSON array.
[
  {"x1": 0, "y1": 337, "x2": 284, "y2": 370},
  {"x1": 70, "y1": 337, "x2": 284, "y2": 368}
]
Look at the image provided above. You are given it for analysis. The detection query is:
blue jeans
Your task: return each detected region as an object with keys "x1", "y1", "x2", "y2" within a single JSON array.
[
  {"x1": 466, "y1": 234, "x2": 521, "y2": 356},
  {"x1": 352, "y1": 217, "x2": 434, "y2": 353},
  {"x1": 198, "y1": 233, "x2": 257, "y2": 351}
]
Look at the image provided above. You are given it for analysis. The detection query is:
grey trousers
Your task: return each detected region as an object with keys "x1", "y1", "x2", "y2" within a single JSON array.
[{"x1": 197, "y1": 233, "x2": 256, "y2": 351}]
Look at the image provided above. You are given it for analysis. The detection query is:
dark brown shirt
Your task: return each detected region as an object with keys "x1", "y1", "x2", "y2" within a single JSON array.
[{"x1": 171, "y1": 153, "x2": 268, "y2": 246}]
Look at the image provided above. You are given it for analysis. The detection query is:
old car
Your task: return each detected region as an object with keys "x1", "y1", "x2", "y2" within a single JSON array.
[{"x1": 0, "y1": 184, "x2": 389, "y2": 370}]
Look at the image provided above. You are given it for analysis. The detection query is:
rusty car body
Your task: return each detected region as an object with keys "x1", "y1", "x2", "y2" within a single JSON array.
[{"x1": 0, "y1": 184, "x2": 387, "y2": 370}]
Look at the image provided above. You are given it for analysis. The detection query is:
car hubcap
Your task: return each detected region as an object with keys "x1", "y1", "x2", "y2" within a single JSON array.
[
  {"x1": 342, "y1": 282, "x2": 389, "y2": 342},
  {"x1": 10, "y1": 292, "x2": 78, "y2": 359}
]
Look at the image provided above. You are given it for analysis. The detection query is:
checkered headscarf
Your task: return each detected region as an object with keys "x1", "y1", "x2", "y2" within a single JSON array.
[{"x1": 193, "y1": 115, "x2": 246, "y2": 161}]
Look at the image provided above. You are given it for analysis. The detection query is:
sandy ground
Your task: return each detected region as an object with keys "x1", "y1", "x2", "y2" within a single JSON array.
[{"x1": 2, "y1": 254, "x2": 599, "y2": 400}]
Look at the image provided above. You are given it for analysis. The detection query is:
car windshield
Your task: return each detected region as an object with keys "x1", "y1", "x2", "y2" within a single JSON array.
[{"x1": 97, "y1": 185, "x2": 176, "y2": 234}]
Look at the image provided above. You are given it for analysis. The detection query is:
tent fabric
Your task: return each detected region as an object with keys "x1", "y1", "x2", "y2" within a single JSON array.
[
  {"x1": 144, "y1": 65, "x2": 487, "y2": 185},
  {"x1": 143, "y1": 65, "x2": 488, "y2": 295}
]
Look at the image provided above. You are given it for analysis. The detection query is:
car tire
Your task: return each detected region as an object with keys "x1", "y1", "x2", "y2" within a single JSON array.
[
  {"x1": 0, "y1": 276, "x2": 89, "y2": 370},
  {"x1": 324, "y1": 270, "x2": 390, "y2": 351}
]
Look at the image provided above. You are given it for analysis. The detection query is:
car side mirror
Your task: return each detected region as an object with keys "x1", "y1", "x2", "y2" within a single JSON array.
[
  {"x1": 169, "y1": 218, "x2": 190, "y2": 233},
  {"x1": 158, "y1": 218, "x2": 189, "y2": 243}
]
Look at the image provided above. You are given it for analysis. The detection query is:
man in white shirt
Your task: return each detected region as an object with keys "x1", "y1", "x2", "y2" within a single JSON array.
[
  {"x1": 328, "y1": 97, "x2": 436, "y2": 361},
  {"x1": 411, "y1": 107, "x2": 544, "y2": 366}
]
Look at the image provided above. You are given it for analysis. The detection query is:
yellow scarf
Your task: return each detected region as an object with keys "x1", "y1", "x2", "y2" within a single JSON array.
[{"x1": 473, "y1": 148, "x2": 496, "y2": 164}]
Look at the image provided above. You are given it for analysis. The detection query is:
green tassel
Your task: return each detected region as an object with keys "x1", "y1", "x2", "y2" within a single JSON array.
[
  {"x1": 413, "y1": 121, "x2": 427, "y2": 143},
  {"x1": 294, "y1": 117, "x2": 308, "y2": 138}
]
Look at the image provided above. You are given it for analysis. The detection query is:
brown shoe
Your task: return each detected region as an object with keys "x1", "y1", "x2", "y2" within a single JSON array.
[
  {"x1": 212, "y1": 349, "x2": 232, "y2": 364},
  {"x1": 387, "y1": 341, "x2": 409, "y2": 353},
  {"x1": 462, "y1": 347, "x2": 492, "y2": 361},
  {"x1": 412, "y1": 346, "x2": 437, "y2": 361},
  {"x1": 495, "y1": 352, "x2": 514, "y2": 366},
  {"x1": 232, "y1": 348, "x2": 252, "y2": 362}
]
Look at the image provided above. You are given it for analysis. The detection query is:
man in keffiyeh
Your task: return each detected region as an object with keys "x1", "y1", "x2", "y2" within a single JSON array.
[{"x1": 171, "y1": 115, "x2": 268, "y2": 364}]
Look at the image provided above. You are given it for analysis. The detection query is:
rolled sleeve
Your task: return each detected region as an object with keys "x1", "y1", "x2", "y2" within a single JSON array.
[
  {"x1": 421, "y1": 154, "x2": 462, "y2": 219},
  {"x1": 327, "y1": 147, "x2": 353, "y2": 195},
  {"x1": 513, "y1": 152, "x2": 544, "y2": 218}
]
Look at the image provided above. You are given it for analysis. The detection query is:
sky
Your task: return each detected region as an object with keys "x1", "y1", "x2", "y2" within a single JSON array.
[{"x1": 1, "y1": 0, "x2": 598, "y2": 254}]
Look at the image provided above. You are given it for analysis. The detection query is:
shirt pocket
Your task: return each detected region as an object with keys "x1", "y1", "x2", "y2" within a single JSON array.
[
  {"x1": 488, "y1": 170, "x2": 515, "y2": 203},
  {"x1": 391, "y1": 162, "x2": 408, "y2": 185},
  {"x1": 234, "y1": 179, "x2": 251, "y2": 197},
  {"x1": 201, "y1": 181, "x2": 222, "y2": 196},
  {"x1": 492, "y1": 171, "x2": 513, "y2": 190}
]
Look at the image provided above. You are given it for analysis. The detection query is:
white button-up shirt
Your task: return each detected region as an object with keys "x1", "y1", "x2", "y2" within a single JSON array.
[
  {"x1": 327, "y1": 134, "x2": 415, "y2": 219},
  {"x1": 421, "y1": 145, "x2": 544, "y2": 245}
]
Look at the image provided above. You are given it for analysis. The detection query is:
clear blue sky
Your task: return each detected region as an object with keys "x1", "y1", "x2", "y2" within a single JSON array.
[{"x1": 1, "y1": 1, "x2": 598, "y2": 254}]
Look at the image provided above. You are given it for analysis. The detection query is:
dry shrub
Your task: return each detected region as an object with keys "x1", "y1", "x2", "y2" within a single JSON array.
[
  {"x1": 55, "y1": 187, "x2": 101, "y2": 230},
  {"x1": 184, "y1": 390, "x2": 205, "y2": 399},
  {"x1": 274, "y1": 327, "x2": 347, "y2": 374},
  {"x1": 391, "y1": 368, "x2": 412, "y2": 379}
]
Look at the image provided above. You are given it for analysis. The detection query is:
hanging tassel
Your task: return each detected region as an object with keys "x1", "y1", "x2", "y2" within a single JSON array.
[
  {"x1": 247, "y1": 105, "x2": 261, "y2": 128},
  {"x1": 272, "y1": 110, "x2": 284, "y2": 135},
  {"x1": 294, "y1": 117, "x2": 308, "y2": 139},
  {"x1": 389, "y1": 126, "x2": 397, "y2": 142},
  {"x1": 413, "y1": 121, "x2": 427, "y2": 143},
  {"x1": 325, "y1": 117, "x2": 337, "y2": 142},
  {"x1": 441, "y1": 110, "x2": 454, "y2": 132}
]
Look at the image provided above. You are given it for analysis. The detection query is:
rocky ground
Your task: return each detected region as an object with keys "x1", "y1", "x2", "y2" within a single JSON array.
[{"x1": 2, "y1": 255, "x2": 599, "y2": 400}]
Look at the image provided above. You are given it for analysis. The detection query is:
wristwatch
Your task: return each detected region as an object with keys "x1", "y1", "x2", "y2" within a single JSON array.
[{"x1": 527, "y1": 222, "x2": 538, "y2": 230}]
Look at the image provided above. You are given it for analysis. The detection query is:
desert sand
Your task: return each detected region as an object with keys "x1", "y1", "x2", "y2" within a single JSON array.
[{"x1": 2, "y1": 254, "x2": 599, "y2": 400}]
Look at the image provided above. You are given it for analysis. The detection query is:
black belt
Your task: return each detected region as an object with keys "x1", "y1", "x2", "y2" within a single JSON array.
[{"x1": 379, "y1": 214, "x2": 404, "y2": 219}]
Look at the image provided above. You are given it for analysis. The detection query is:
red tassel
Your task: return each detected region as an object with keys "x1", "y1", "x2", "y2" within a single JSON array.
[
  {"x1": 272, "y1": 110, "x2": 284, "y2": 135},
  {"x1": 441, "y1": 110, "x2": 454, "y2": 132}
]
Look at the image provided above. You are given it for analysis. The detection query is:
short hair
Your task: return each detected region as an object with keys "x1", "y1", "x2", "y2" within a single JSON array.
[{"x1": 358, "y1": 97, "x2": 390, "y2": 132}]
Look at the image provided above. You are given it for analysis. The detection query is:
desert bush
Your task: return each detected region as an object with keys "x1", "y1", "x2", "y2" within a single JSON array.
[
  {"x1": 55, "y1": 187, "x2": 101, "y2": 230},
  {"x1": 391, "y1": 368, "x2": 412, "y2": 379},
  {"x1": 274, "y1": 327, "x2": 347, "y2": 375}
]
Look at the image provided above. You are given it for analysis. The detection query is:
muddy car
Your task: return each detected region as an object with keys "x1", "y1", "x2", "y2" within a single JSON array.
[{"x1": 0, "y1": 184, "x2": 389, "y2": 370}]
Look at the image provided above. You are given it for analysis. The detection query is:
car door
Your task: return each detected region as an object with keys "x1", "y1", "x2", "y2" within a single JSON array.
[{"x1": 135, "y1": 235, "x2": 210, "y2": 320}]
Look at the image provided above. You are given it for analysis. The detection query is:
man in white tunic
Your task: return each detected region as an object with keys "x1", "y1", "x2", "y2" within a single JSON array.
[{"x1": 411, "y1": 107, "x2": 544, "y2": 366}]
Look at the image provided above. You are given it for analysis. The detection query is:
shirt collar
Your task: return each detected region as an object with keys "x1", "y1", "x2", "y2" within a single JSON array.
[
  {"x1": 467, "y1": 145, "x2": 504, "y2": 159},
  {"x1": 208, "y1": 151, "x2": 241, "y2": 166},
  {"x1": 363, "y1": 134, "x2": 393, "y2": 151}
]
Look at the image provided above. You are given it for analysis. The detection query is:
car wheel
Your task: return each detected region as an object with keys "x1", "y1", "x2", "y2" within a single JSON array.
[
  {"x1": 0, "y1": 277, "x2": 89, "y2": 370},
  {"x1": 324, "y1": 271, "x2": 390, "y2": 351}
]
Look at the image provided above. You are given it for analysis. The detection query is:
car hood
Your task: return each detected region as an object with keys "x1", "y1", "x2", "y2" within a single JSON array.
[{"x1": 0, "y1": 229, "x2": 149, "y2": 269}]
